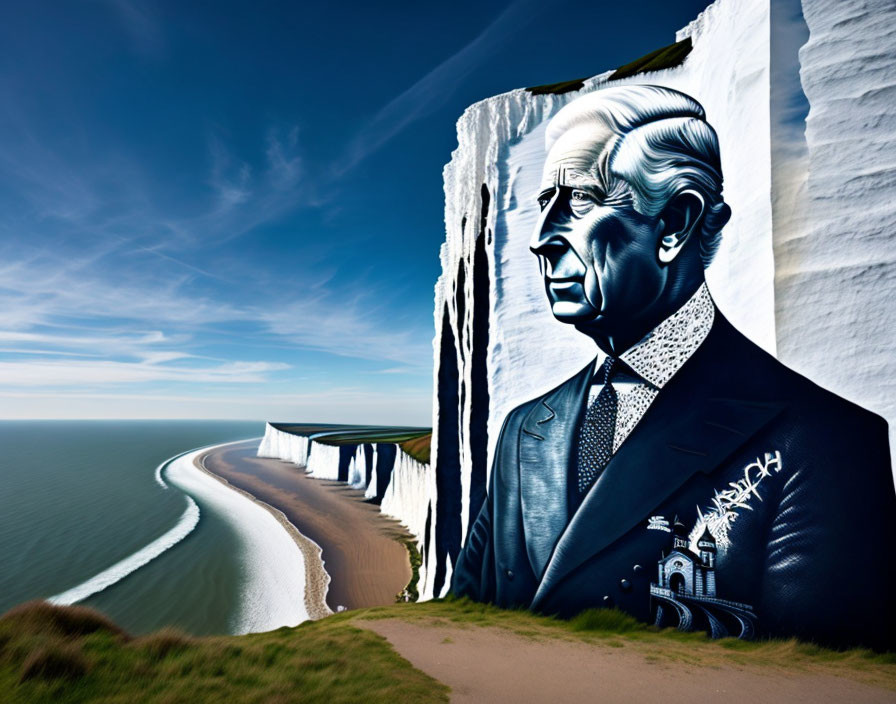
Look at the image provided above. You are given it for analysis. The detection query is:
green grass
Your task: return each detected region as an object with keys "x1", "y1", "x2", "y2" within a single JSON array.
[
  {"x1": 398, "y1": 434, "x2": 431, "y2": 464},
  {"x1": 269, "y1": 423, "x2": 356, "y2": 436},
  {"x1": 0, "y1": 601, "x2": 448, "y2": 704},
  {"x1": 525, "y1": 77, "x2": 589, "y2": 95},
  {"x1": 316, "y1": 430, "x2": 430, "y2": 447},
  {"x1": 4, "y1": 598, "x2": 893, "y2": 702},
  {"x1": 395, "y1": 538, "x2": 423, "y2": 603},
  {"x1": 271, "y1": 423, "x2": 432, "y2": 464},
  {"x1": 608, "y1": 37, "x2": 693, "y2": 80},
  {"x1": 270, "y1": 424, "x2": 432, "y2": 464},
  {"x1": 309, "y1": 427, "x2": 432, "y2": 465},
  {"x1": 524, "y1": 36, "x2": 693, "y2": 96}
]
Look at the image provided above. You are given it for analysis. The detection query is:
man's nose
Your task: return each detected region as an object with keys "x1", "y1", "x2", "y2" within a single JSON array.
[{"x1": 529, "y1": 191, "x2": 566, "y2": 254}]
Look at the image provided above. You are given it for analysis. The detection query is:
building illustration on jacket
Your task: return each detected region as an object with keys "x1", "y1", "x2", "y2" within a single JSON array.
[{"x1": 650, "y1": 516, "x2": 756, "y2": 639}]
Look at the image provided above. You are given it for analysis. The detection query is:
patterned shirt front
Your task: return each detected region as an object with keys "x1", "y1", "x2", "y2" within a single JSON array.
[{"x1": 587, "y1": 283, "x2": 715, "y2": 454}]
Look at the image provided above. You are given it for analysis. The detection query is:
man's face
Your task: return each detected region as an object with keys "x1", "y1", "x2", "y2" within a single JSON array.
[{"x1": 529, "y1": 127, "x2": 664, "y2": 333}]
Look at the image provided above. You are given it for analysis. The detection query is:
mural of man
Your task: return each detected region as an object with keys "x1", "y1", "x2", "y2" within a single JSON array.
[{"x1": 451, "y1": 85, "x2": 895, "y2": 649}]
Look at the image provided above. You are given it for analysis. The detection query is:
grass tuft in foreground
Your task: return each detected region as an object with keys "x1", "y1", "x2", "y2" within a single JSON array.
[
  {"x1": 1, "y1": 600, "x2": 127, "y2": 640},
  {"x1": 0, "y1": 601, "x2": 448, "y2": 703},
  {"x1": 18, "y1": 641, "x2": 89, "y2": 683}
]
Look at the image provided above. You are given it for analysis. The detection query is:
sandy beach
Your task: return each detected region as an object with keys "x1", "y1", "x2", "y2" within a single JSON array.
[
  {"x1": 193, "y1": 445, "x2": 330, "y2": 622},
  {"x1": 197, "y1": 440, "x2": 412, "y2": 613}
]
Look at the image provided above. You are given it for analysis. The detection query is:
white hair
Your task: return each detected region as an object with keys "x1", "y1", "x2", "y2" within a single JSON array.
[{"x1": 546, "y1": 85, "x2": 729, "y2": 267}]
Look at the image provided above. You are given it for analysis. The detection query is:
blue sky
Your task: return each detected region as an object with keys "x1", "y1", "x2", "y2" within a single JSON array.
[{"x1": 0, "y1": 0, "x2": 716, "y2": 423}]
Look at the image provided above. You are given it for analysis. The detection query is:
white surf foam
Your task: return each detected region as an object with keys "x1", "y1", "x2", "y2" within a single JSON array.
[
  {"x1": 50, "y1": 439, "x2": 310, "y2": 634},
  {"x1": 163, "y1": 443, "x2": 310, "y2": 633},
  {"x1": 48, "y1": 495, "x2": 200, "y2": 606},
  {"x1": 50, "y1": 447, "x2": 202, "y2": 607},
  {"x1": 154, "y1": 455, "x2": 170, "y2": 488}
]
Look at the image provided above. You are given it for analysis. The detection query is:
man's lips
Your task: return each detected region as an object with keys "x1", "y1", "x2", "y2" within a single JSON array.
[{"x1": 547, "y1": 277, "x2": 583, "y2": 289}]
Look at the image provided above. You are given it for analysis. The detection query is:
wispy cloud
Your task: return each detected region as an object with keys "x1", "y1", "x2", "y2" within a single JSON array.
[
  {"x1": 257, "y1": 298, "x2": 433, "y2": 368},
  {"x1": 194, "y1": 126, "x2": 308, "y2": 245},
  {"x1": 0, "y1": 0, "x2": 545, "y2": 417},
  {"x1": 336, "y1": 0, "x2": 544, "y2": 175},
  {"x1": 0, "y1": 359, "x2": 288, "y2": 386},
  {"x1": 0, "y1": 330, "x2": 173, "y2": 353},
  {"x1": 0, "y1": 89, "x2": 307, "y2": 261},
  {"x1": 0, "y1": 64, "x2": 434, "y2": 406},
  {"x1": 0, "y1": 234, "x2": 432, "y2": 394},
  {"x1": 101, "y1": 0, "x2": 165, "y2": 58},
  {"x1": 0, "y1": 387, "x2": 433, "y2": 424}
]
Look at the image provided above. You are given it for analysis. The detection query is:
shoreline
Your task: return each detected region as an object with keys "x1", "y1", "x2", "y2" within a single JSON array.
[
  {"x1": 161, "y1": 443, "x2": 310, "y2": 632},
  {"x1": 199, "y1": 440, "x2": 413, "y2": 612},
  {"x1": 193, "y1": 447, "x2": 332, "y2": 621}
]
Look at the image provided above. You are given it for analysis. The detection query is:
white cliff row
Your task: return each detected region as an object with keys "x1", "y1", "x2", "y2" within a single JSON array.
[
  {"x1": 364, "y1": 456, "x2": 379, "y2": 500},
  {"x1": 256, "y1": 426, "x2": 430, "y2": 580},
  {"x1": 348, "y1": 444, "x2": 370, "y2": 491},
  {"x1": 424, "y1": 0, "x2": 773, "y2": 600},
  {"x1": 306, "y1": 441, "x2": 341, "y2": 481},
  {"x1": 380, "y1": 448, "x2": 430, "y2": 542},
  {"x1": 257, "y1": 423, "x2": 311, "y2": 466}
]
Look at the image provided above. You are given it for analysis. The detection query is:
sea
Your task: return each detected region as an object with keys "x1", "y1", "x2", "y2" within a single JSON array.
[{"x1": 0, "y1": 420, "x2": 268, "y2": 635}]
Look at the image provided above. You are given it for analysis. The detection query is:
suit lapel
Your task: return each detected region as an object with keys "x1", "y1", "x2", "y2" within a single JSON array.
[
  {"x1": 530, "y1": 334, "x2": 787, "y2": 609},
  {"x1": 518, "y1": 362, "x2": 592, "y2": 579}
]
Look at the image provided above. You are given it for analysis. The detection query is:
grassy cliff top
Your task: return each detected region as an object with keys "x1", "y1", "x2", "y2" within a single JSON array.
[
  {"x1": 310, "y1": 427, "x2": 432, "y2": 464},
  {"x1": 526, "y1": 36, "x2": 693, "y2": 95},
  {"x1": 1, "y1": 599, "x2": 893, "y2": 702},
  {"x1": 607, "y1": 37, "x2": 692, "y2": 80},
  {"x1": 269, "y1": 424, "x2": 432, "y2": 464},
  {"x1": 399, "y1": 434, "x2": 431, "y2": 464}
]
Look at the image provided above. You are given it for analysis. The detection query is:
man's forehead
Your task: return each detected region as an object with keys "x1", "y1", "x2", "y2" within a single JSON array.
[{"x1": 540, "y1": 123, "x2": 616, "y2": 192}]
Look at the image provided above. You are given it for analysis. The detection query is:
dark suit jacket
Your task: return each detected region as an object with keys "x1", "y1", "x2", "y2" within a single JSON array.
[{"x1": 452, "y1": 312, "x2": 896, "y2": 649}]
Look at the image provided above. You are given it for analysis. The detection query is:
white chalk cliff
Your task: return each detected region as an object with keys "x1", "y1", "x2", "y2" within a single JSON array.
[
  {"x1": 257, "y1": 423, "x2": 429, "y2": 574},
  {"x1": 423, "y1": 0, "x2": 896, "y2": 601},
  {"x1": 260, "y1": 0, "x2": 895, "y2": 603}
]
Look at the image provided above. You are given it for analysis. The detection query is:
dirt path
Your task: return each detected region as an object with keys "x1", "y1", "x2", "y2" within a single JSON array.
[
  {"x1": 362, "y1": 619, "x2": 895, "y2": 703},
  {"x1": 200, "y1": 441, "x2": 412, "y2": 612}
]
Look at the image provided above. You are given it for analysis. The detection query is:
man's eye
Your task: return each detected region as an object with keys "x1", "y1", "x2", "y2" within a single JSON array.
[
  {"x1": 537, "y1": 194, "x2": 553, "y2": 210},
  {"x1": 571, "y1": 189, "x2": 591, "y2": 202}
]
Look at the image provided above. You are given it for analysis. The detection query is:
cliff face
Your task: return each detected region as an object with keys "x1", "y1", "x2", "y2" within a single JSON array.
[
  {"x1": 257, "y1": 424, "x2": 429, "y2": 569},
  {"x1": 424, "y1": 0, "x2": 774, "y2": 600},
  {"x1": 259, "y1": 0, "x2": 895, "y2": 605},
  {"x1": 774, "y1": 0, "x2": 896, "y2": 461},
  {"x1": 257, "y1": 425, "x2": 310, "y2": 467}
]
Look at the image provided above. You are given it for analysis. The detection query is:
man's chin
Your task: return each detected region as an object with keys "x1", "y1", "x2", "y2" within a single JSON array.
[{"x1": 550, "y1": 301, "x2": 599, "y2": 323}]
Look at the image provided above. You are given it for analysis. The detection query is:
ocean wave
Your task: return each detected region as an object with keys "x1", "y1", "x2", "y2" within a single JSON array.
[
  {"x1": 164, "y1": 444, "x2": 310, "y2": 633},
  {"x1": 48, "y1": 495, "x2": 200, "y2": 607},
  {"x1": 154, "y1": 455, "x2": 174, "y2": 489},
  {"x1": 48, "y1": 440, "x2": 309, "y2": 634}
]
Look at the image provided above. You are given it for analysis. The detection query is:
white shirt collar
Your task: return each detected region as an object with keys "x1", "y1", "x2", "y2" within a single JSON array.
[{"x1": 594, "y1": 283, "x2": 715, "y2": 389}]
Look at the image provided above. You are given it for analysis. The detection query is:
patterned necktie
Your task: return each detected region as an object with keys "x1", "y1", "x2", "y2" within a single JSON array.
[{"x1": 575, "y1": 356, "x2": 619, "y2": 495}]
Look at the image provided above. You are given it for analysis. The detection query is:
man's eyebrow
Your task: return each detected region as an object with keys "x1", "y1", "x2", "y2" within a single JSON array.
[
  {"x1": 571, "y1": 183, "x2": 605, "y2": 194},
  {"x1": 559, "y1": 170, "x2": 609, "y2": 193}
]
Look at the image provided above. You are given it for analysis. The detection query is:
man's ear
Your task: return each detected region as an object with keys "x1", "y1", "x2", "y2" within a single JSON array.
[{"x1": 657, "y1": 190, "x2": 705, "y2": 264}]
